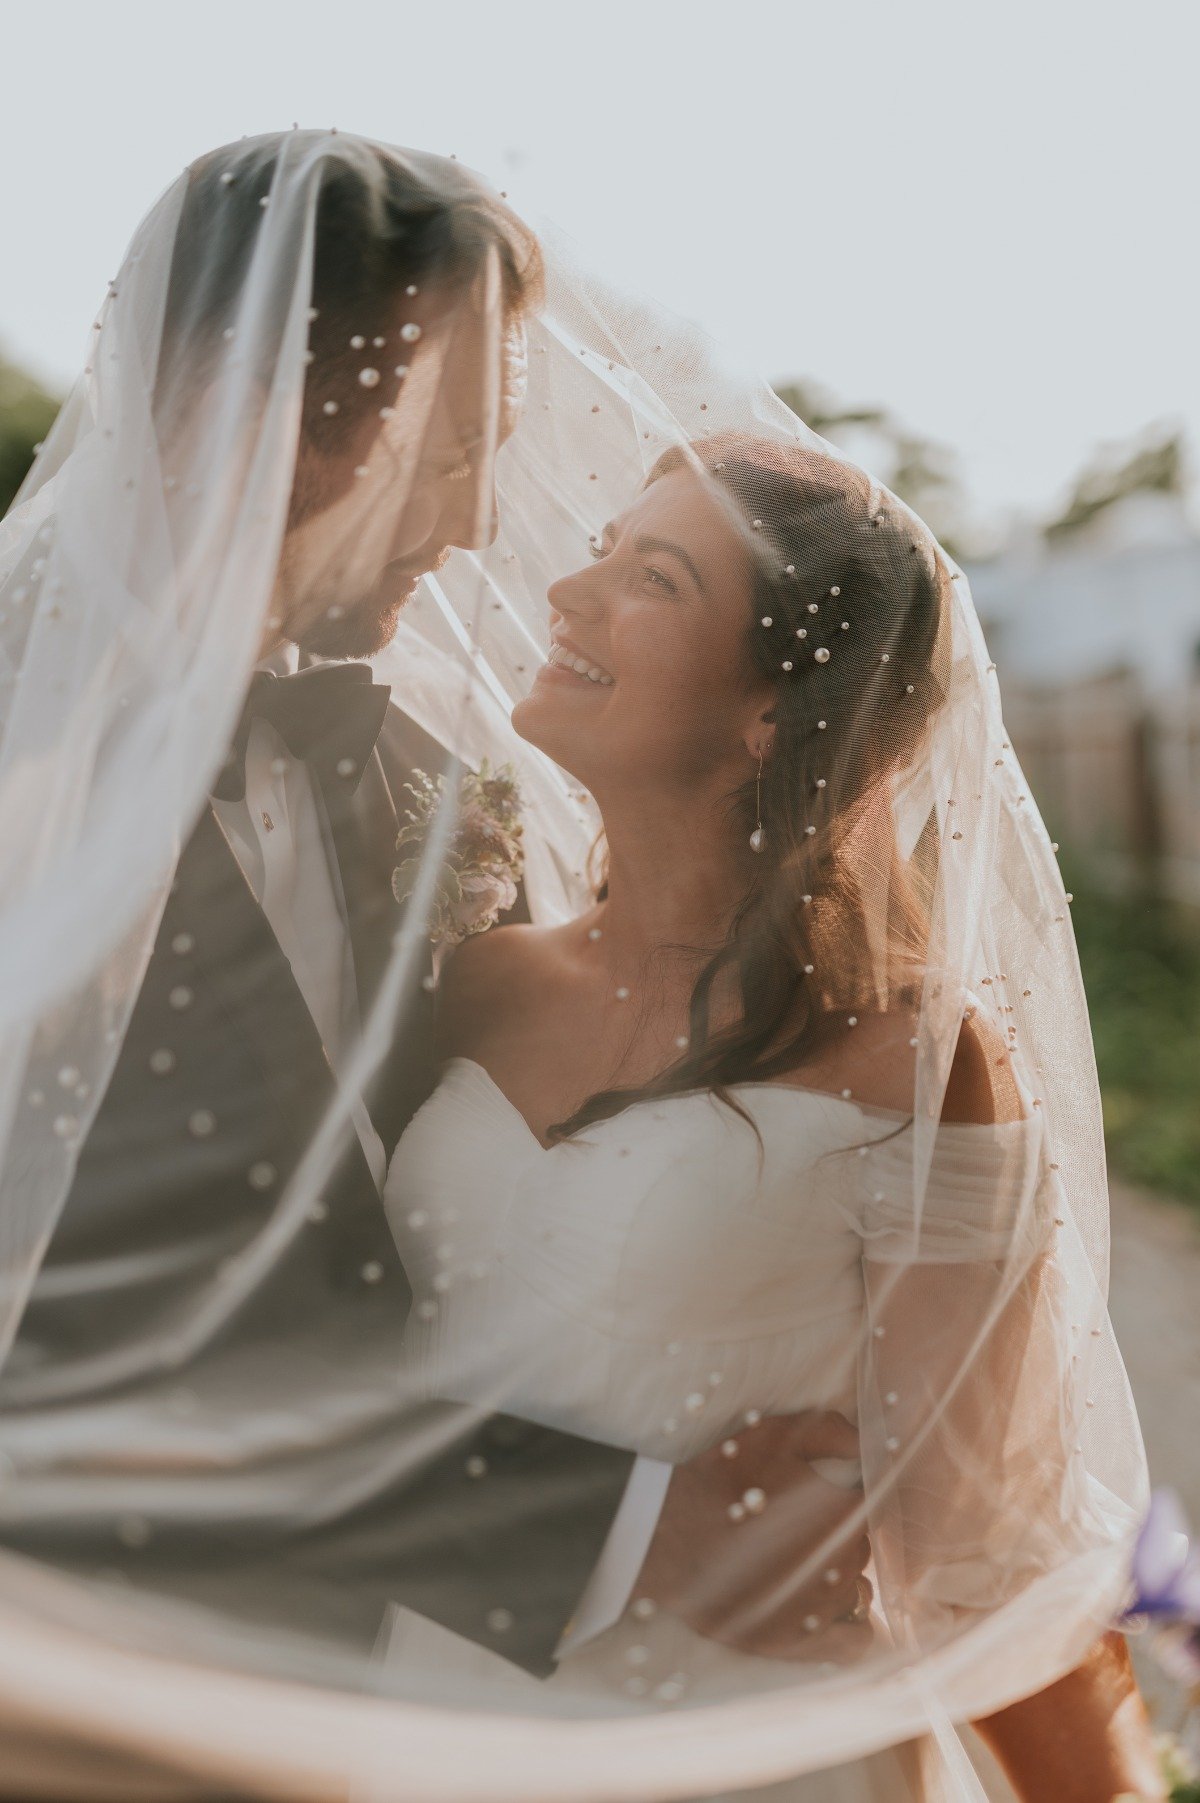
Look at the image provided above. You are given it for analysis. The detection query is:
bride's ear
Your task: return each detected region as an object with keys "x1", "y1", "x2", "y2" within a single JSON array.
[{"x1": 740, "y1": 702, "x2": 777, "y2": 762}]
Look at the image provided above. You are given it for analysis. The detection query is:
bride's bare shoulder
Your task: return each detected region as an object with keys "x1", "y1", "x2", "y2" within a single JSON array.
[
  {"x1": 440, "y1": 921, "x2": 556, "y2": 992},
  {"x1": 774, "y1": 995, "x2": 1023, "y2": 1125},
  {"x1": 434, "y1": 922, "x2": 571, "y2": 1050}
]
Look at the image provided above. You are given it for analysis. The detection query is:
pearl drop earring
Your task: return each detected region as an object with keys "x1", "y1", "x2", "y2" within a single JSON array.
[{"x1": 750, "y1": 748, "x2": 766, "y2": 853}]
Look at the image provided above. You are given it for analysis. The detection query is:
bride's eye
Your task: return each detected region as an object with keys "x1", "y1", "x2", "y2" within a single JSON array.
[
  {"x1": 643, "y1": 565, "x2": 677, "y2": 595},
  {"x1": 587, "y1": 538, "x2": 607, "y2": 561}
]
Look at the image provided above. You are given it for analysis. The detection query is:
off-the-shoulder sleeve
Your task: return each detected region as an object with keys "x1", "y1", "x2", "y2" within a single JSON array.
[
  {"x1": 856, "y1": 1114, "x2": 1049, "y2": 1264},
  {"x1": 851, "y1": 1116, "x2": 1134, "y2": 1636}
]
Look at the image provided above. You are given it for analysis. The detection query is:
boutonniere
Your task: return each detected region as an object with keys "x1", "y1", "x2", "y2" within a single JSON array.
[{"x1": 392, "y1": 760, "x2": 525, "y2": 957}]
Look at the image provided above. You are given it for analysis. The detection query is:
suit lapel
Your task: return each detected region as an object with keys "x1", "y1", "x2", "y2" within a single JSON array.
[
  {"x1": 191, "y1": 681, "x2": 450, "y2": 1221},
  {"x1": 192, "y1": 806, "x2": 364, "y2": 1160},
  {"x1": 316, "y1": 750, "x2": 401, "y2": 1023},
  {"x1": 311, "y1": 705, "x2": 449, "y2": 1154}
]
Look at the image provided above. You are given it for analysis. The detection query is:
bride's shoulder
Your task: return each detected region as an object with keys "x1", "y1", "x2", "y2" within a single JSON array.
[
  {"x1": 434, "y1": 922, "x2": 570, "y2": 1049},
  {"x1": 772, "y1": 993, "x2": 1023, "y2": 1126},
  {"x1": 440, "y1": 921, "x2": 552, "y2": 992}
]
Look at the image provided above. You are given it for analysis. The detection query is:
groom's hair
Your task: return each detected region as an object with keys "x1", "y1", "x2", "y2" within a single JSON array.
[{"x1": 156, "y1": 132, "x2": 542, "y2": 459}]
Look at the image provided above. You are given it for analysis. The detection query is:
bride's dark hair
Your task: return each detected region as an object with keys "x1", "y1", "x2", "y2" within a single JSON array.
[{"x1": 550, "y1": 431, "x2": 953, "y2": 1142}]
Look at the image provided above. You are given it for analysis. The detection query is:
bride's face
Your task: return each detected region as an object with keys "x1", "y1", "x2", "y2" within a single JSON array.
[{"x1": 513, "y1": 469, "x2": 773, "y2": 802}]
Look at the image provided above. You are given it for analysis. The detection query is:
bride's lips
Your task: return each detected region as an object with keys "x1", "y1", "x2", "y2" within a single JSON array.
[{"x1": 536, "y1": 635, "x2": 615, "y2": 689}]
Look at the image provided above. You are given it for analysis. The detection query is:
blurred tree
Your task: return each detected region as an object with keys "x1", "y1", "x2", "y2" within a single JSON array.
[
  {"x1": 773, "y1": 377, "x2": 975, "y2": 562},
  {"x1": 1066, "y1": 865, "x2": 1200, "y2": 1208},
  {"x1": 1045, "y1": 422, "x2": 1187, "y2": 540},
  {"x1": 772, "y1": 378, "x2": 888, "y2": 440},
  {"x1": 0, "y1": 352, "x2": 60, "y2": 516}
]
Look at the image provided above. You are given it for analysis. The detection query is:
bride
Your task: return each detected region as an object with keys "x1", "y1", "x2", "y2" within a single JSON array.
[
  {"x1": 0, "y1": 127, "x2": 1158, "y2": 1802},
  {"x1": 381, "y1": 433, "x2": 1161, "y2": 1798}
]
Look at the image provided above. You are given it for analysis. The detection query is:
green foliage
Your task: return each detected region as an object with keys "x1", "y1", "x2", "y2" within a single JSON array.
[
  {"x1": 772, "y1": 377, "x2": 975, "y2": 564},
  {"x1": 0, "y1": 353, "x2": 60, "y2": 516},
  {"x1": 1046, "y1": 424, "x2": 1187, "y2": 541},
  {"x1": 1067, "y1": 869, "x2": 1200, "y2": 1207},
  {"x1": 772, "y1": 378, "x2": 889, "y2": 440},
  {"x1": 1158, "y1": 1728, "x2": 1200, "y2": 1801}
]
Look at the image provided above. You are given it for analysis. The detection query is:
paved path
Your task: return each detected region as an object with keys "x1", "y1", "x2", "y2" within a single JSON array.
[
  {"x1": 963, "y1": 1179, "x2": 1200, "y2": 1800},
  {"x1": 1107, "y1": 1179, "x2": 1200, "y2": 1755},
  {"x1": 1109, "y1": 1180, "x2": 1200, "y2": 1519}
]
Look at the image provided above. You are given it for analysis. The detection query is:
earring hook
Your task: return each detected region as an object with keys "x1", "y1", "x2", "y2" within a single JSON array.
[{"x1": 750, "y1": 746, "x2": 766, "y2": 854}]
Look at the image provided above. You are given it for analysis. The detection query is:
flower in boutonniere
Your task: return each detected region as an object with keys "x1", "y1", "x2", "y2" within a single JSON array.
[{"x1": 392, "y1": 760, "x2": 524, "y2": 955}]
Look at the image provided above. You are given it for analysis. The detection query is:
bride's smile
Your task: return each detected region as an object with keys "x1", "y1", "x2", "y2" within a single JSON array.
[
  {"x1": 514, "y1": 464, "x2": 774, "y2": 826},
  {"x1": 542, "y1": 636, "x2": 616, "y2": 685}
]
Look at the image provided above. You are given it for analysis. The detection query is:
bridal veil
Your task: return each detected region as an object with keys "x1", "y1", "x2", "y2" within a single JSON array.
[{"x1": 0, "y1": 129, "x2": 1147, "y2": 1799}]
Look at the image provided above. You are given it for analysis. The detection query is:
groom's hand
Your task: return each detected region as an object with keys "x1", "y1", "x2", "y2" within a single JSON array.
[{"x1": 635, "y1": 1410, "x2": 873, "y2": 1663}]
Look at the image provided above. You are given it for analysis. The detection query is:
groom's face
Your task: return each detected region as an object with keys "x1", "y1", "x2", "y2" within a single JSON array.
[{"x1": 276, "y1": 300, "x2": 528, "y2": 660}]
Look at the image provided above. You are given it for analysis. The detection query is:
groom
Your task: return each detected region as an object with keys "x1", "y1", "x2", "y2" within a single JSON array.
[{"x1": 0, "y1": 135, "x2": 869, "y2": 1692}]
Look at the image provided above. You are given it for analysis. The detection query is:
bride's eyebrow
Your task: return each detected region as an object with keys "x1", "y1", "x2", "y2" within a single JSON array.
[{"x1": 634, "y1": 534, "x2": 705, "y2": 593}]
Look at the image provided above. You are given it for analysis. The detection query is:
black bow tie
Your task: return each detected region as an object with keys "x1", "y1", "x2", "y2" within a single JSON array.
[{"x1": 212, "y1": 662, "x2": 392, "y2": 802}]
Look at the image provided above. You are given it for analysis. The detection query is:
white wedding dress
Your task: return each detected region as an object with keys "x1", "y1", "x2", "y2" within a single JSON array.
[{"x1": 380, "y1": 1057, "x2": 1041, "y2": 1801}]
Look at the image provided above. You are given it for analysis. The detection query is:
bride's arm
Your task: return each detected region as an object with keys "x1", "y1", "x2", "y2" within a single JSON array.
[
  {"x1": 865, "y1": 1236, "x2": 1162, "y2": 1799},
  {"x1": 634, "y1": 1408, "x2": 876, "y2": 1662},
  {"x1": 864, "y1": 1022, "x2": 1163, "y2": 1800},
  {"x1": 972, "y1": 1630, "x2": 1165, "y2": 1802}
]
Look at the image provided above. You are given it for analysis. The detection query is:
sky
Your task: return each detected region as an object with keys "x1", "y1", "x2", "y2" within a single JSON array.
[{"x1": 3, "y1": 0, "x2": 1196, "y2": 527}]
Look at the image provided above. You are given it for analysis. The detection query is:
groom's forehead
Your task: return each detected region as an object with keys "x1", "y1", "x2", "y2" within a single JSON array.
[{"x1": 436, "y1": 313, "x2": 527, "y2": 449}]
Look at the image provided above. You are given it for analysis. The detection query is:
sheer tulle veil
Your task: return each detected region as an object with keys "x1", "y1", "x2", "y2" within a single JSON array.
[{"x1": 0, "y1": 128, "x2": 1146, "y2": 1800}]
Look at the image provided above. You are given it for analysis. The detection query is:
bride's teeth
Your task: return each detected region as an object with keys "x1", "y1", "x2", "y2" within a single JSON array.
[{"x1": 547, "y1": 643, "x2": 613, "y2": 684}]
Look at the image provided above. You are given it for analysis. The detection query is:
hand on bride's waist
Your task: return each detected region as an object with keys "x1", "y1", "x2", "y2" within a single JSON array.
[{"x1": 634, "y1": 1408, "x2": 873, "y2": 1664}]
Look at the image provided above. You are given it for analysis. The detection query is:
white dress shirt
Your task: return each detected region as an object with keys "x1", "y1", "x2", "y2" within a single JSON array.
[
  {"x1": 211, "y1": 644, "x2": 387, "y2": 1192},
  {"x1": 214, "y1": 645, "x2": 670, "y2": 1650}
]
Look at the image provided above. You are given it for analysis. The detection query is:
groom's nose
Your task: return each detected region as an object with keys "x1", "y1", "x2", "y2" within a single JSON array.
[{"x1": 442, "y1": 484, "x2": 500, "y2": 554}]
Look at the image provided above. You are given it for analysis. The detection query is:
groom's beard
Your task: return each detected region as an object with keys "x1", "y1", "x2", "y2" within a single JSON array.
[
  {"x1": 295, "y1": 589, "x2": 409, "y2": 659},
  {"x1": 289, "y1": 548, "x2": 451, "y2": 659}
]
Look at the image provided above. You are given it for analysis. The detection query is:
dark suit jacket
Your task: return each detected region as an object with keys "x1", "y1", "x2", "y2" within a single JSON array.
[{"x1": 0, "y1": 695, "x2": 633, "y2": 1678}]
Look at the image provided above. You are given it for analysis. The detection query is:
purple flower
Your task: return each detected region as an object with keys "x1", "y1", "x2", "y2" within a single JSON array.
[
  {"x1": 1154, "y1": 1621, "x2": 1200, "y2": 1688},
  {"x1": 1125, "y1": 1489, "x2": 1200, "y2": 1624}
]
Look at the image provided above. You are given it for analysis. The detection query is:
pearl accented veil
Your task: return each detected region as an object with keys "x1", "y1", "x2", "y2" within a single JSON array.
[{"x1": 0, "y1": 130, "x2": 1146, "y2": 1800}]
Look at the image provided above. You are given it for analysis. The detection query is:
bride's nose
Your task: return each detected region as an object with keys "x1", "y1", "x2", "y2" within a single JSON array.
[{"x1": 547, "y1": 561, "x2": 604, "y2": 622}]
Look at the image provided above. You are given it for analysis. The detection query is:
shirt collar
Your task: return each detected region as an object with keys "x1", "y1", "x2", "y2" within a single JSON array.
[{"x1": 256, "y1": 640, "x2": 301, "y2": 678}]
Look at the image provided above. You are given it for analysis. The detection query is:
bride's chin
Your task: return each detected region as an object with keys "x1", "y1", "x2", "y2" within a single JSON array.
[
  {"x1": 511, "y1": 692, "x2": 553, "y2": 753},
  {"x1": 510, "y1": 694, "x2": 588, "y2": 780}
]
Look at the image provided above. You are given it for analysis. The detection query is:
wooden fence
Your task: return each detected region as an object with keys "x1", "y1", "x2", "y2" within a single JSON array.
[{"x1": 1001, "y1": 667, "x2": 1200, "y2": 901}]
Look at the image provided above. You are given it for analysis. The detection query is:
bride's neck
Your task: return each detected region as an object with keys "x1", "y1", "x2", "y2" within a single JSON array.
[{"x1": 588, "y1": 785, "x2": 752, "y2": 967}]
